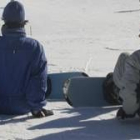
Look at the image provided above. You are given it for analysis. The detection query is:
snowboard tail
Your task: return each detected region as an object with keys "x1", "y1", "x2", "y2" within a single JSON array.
[{"x1": 46, "y1": 72, "x2": 88, "y2": 99}]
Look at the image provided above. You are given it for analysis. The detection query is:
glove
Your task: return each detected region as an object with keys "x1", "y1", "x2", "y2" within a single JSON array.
[
  {"x1": 116, "y1": 107, "x2": 135, "y2": 120},
  {"x1": 31, "y1": 108, "x2": 54, "y2": 118}
]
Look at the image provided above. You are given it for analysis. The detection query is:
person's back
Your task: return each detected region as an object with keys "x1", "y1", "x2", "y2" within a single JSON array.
[{"x1": 0, "y1": 1, "x2": 53, "y2": 117}]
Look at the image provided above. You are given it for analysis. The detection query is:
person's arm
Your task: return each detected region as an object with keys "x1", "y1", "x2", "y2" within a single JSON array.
[
  {"x1": 118, "y1": 51, "x2": 140, "y2": 115},
  {"x1": 25, "y1": 41, "x2": 51, "y2": 117}
]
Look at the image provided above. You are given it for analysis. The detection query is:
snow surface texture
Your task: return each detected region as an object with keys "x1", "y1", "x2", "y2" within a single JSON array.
[{"x1": 0, "y1": 0, "x2": 140, "y2": 139}]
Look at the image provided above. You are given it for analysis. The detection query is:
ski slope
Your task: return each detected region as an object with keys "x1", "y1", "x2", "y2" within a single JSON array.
[{"x1": 0, "y1": 0, "x2": 140, "y2": 139}]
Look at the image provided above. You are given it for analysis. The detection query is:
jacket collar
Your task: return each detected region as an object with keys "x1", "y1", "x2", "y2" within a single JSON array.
[{"x1": 1, "y1": 25, "x2": 26, "y2": 37}]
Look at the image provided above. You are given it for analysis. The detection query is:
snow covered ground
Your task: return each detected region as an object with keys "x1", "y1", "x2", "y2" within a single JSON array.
[
  {"x1": 1, "y1": 101, "x2": 140, "y2": 140},
  {"x1": 0, "y1": 0, "x2": 140, "y2": 139}
]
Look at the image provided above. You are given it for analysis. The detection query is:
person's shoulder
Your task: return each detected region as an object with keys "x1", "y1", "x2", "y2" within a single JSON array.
[
  {"x1": 128, "y1": 50, "x2": 140, "y2": 64},
  {"x1": 0, "y1": 36, "x2": 6, "y2": 44},
  {"x1": 0, "y1": 36, "x2": 3, "y2": 41},
  {"x1": 24, "y1": 37, "x2": 41, "y2": 46},
  {"x1": 23, "y1": 37, "x2": 43, "y2": 50},
  {"x1": 131, "y1": 49, "x2": 140, "y2": 57}
]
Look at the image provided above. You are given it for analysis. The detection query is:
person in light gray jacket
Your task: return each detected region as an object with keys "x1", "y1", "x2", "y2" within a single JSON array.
[{"x1": 113, "y1": 52, "x2": 140, "y2": 119}]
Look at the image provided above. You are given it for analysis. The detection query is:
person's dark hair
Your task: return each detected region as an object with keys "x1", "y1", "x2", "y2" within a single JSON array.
[{"x1": 4, "y1": 20, "x2": 28, "y2": 29}]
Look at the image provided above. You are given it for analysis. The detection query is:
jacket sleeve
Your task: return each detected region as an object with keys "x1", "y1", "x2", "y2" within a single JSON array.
[
  {"x1": 26, "y1": 42, "x2": 47, "y2": 111},
  {"x1": 119, "y1": 51, "x2": 140, "y2": 114}
]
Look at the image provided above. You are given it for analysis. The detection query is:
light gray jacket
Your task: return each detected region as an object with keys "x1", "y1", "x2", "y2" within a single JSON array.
[{"x1": 118, "y1": 51, "x2": 140, "y2": 114}]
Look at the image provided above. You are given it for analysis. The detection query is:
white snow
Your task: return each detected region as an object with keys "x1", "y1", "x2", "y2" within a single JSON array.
[{"x1": 0, "y1": 0, "x2": 140, "y2": 139}]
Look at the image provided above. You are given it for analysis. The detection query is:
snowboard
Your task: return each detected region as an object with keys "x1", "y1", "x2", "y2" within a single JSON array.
[
  {"x1": 63, "y1": 77, "x2": 110, "y2": 107},
  {"x1": 46, "y1": 72, "x2": 88, "y2": 99}
]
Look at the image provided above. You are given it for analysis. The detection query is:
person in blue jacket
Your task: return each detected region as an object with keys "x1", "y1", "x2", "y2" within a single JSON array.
[{"x1": 0, "y1": 1, "x2": 53, "y2": 118}]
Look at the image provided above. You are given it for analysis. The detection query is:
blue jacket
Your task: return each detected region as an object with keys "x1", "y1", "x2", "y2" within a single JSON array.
[{"x1": 0, "y1": 26, "x2": 47, "y2": 115}]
